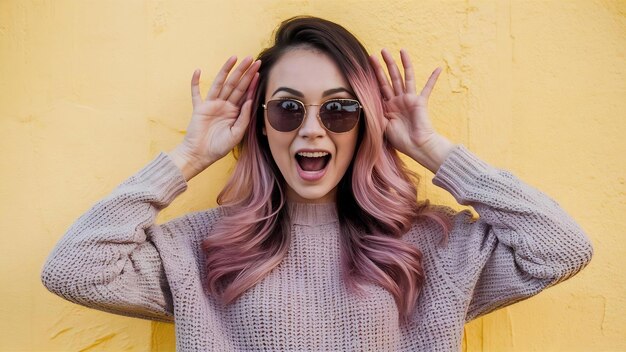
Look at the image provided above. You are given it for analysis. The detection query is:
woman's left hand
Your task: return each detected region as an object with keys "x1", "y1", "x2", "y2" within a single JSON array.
[{"x1": 369, "y1": 48, "x2": 456, "y2": 173}]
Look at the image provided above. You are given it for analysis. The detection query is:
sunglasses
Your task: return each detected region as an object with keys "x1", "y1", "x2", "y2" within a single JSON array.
[{"x1": 262, "y1": 98, "x2": 362, "y2": 133}]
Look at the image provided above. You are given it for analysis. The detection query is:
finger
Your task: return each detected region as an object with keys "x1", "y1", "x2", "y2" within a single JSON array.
[
  {"x1": 419, "y1": 67, "x2": 442, "y2": 100},
  {"x1": 228, "y1": 59, "x2": 261, "y2": 105},
  {"x1": 191, "y1": 69, "x2": 202, "y2": 107},
  {"x1": 381, "y1": 48, "x2": 405, "y2": 96},
  {"x1": 206, "y1": 56, "x2": 237, "y2": 100},
  {"x1": 368, "y1": 55, "x2": 394, "y2": 100},
  {"x1": 400, "y1": 49, "x2": 416, "y2": 95},
  {"x1": 231, "y1": 99, "x2": 252, "y2": 140},
  {"x1": 237, "y1": 71, "x2": 259, "y2": 107},
  {"x1": 217, "y1": 56, "x2": 254, "y2": 100}
]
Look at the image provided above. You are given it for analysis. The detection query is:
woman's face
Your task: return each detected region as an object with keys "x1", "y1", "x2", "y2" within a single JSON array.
[{"x1": 263, "y1": 48, "x2": 360, "y2": 203}]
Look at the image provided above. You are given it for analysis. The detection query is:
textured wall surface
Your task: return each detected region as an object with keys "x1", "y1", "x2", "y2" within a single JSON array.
[{"x1": 1, "y1": 0, "x2": 624, "y2": 350}]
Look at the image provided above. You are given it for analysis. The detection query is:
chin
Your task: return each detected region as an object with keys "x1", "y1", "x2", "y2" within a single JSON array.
[{"x1": 287, "y1": 183, "x2": 337, "y2": 203}]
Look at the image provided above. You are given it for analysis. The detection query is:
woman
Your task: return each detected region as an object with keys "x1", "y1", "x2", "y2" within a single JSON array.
[{"x1": 41, "y1": 16, "x2": 593, "y2": 351}]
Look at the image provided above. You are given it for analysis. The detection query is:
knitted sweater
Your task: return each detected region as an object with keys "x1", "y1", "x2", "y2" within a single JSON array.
[{"x1": 40, "y1": 144, "x2": 593, "y2": 351}]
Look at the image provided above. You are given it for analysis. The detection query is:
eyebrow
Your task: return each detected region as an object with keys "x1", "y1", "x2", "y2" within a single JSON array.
[{"x1": 271, "y1": 87, "x2": 354, "y2": 98}]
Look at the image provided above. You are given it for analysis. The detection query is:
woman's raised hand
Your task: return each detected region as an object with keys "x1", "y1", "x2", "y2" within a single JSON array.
[
  {"x1": 169, "y1": 56, "x2": 260, "y2": 181},
  {"x1": 369, "y1": 49, "x2": 455, "y2": 174}
]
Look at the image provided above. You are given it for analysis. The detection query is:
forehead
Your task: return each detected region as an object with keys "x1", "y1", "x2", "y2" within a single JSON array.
[{"x1": 266, "y1": 48, "x2": 351, "y2": 99}]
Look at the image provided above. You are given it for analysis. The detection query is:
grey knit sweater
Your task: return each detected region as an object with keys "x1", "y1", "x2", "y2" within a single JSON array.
[{"x1": 40, "y1": 144, "x2": 593, "y2": 351}]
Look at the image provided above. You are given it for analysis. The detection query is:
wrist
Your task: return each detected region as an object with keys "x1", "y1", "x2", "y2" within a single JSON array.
[
  {"x1": 167, "y1": 145, "x2": 207, "y2": 182},
  {"x1": 407, "y1": 134, "x2": 457, "y2": 174}
]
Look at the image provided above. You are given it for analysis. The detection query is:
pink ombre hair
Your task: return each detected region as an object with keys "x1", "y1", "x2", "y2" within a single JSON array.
[{"x1": 201, "y1": 16, "x2": 452, "y2": 325}]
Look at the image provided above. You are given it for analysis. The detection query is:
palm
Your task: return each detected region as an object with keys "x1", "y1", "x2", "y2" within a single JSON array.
[
  {"x1": 185, "y1": 100, "x2": 242, "y2": 164},
  {"x1": 179, "y1": 56, "x2": 260, "y2": 168},
  {"x1": 369, "y1": 49, "x2": 442, "y2": 157},
  {"x1": 384, "y1": 93, "x2": 436, "y2": 154}
]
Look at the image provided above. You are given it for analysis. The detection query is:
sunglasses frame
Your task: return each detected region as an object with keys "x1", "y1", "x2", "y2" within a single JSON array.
[{"x1": 262, "y1": 97, "x2": 363, "y2": 134}]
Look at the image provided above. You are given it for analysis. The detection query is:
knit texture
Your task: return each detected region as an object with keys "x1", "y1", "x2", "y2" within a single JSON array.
[{"x1": 41, "y1": 144, "x2": 593, "y2": 351}]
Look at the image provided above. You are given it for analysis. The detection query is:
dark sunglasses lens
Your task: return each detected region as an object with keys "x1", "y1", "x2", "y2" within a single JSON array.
[
  {"x1": 320, "y1": 100, "x2": 360, "y2": 133},
  {"x1": 267, "y1": 99, "x2": 304, "y2": 132}
]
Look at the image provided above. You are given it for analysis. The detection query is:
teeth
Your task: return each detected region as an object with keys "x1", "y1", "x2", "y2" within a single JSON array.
[{"x1": 297, "y1": 151, "x2": 329, "y2": 158}]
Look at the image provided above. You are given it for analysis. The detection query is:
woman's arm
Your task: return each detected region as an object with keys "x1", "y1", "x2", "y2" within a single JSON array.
[
  {"x1": 40, "y1": 152, "x2": 190, "y2": 323},
  {"x1": 429, "y1": 144, "x2": 593, "y2": 321},
  {"x1": 370, "y1": 49, "x2": 592, "y2": 321},
  {"x1": 41, "y1": 56, "x2": 260, "y2": 322}
]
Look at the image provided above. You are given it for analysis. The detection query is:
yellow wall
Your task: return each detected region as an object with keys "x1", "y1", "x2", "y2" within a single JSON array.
[{"x1": 1, "y1": 0, "x2": 623, "y2": 350}]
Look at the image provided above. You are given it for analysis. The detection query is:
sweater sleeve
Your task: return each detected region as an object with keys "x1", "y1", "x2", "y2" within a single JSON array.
[
  {"x1": 430, "y1": 144, "x2": 593, "y2": 322},
  {"x1": 40, "y1": 152, "x2": 190, "y2": 323}
]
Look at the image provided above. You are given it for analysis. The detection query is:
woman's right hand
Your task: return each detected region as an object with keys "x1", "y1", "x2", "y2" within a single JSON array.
[{"x1": 169, "y1": 56, "x2": 261, "y2": 181}]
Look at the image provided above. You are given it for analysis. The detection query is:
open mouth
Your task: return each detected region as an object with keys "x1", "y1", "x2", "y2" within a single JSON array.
[{"x1": 295, "y1": 151, "x2": 331, "y2": 172}]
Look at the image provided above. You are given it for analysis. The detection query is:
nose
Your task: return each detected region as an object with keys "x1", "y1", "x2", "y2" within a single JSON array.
[{"x1": 298, "y1": 105, "x2": 326, "y2": 139}]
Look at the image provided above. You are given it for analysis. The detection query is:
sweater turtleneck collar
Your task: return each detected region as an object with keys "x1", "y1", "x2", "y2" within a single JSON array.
[{"x1": 287, "y1": 202, "x2": 339, "y2": 226}]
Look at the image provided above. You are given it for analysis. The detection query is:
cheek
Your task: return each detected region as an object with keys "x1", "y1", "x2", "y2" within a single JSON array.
[
  {"x1": 266, "y1": 130, "x2": 294, "y2": 168},
  {"x1": 263, "y1": 118, "x2": 280, "y2": 162},
  {"x1": 336, "y1": 133, "x2": 359, "y2": 167}
]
